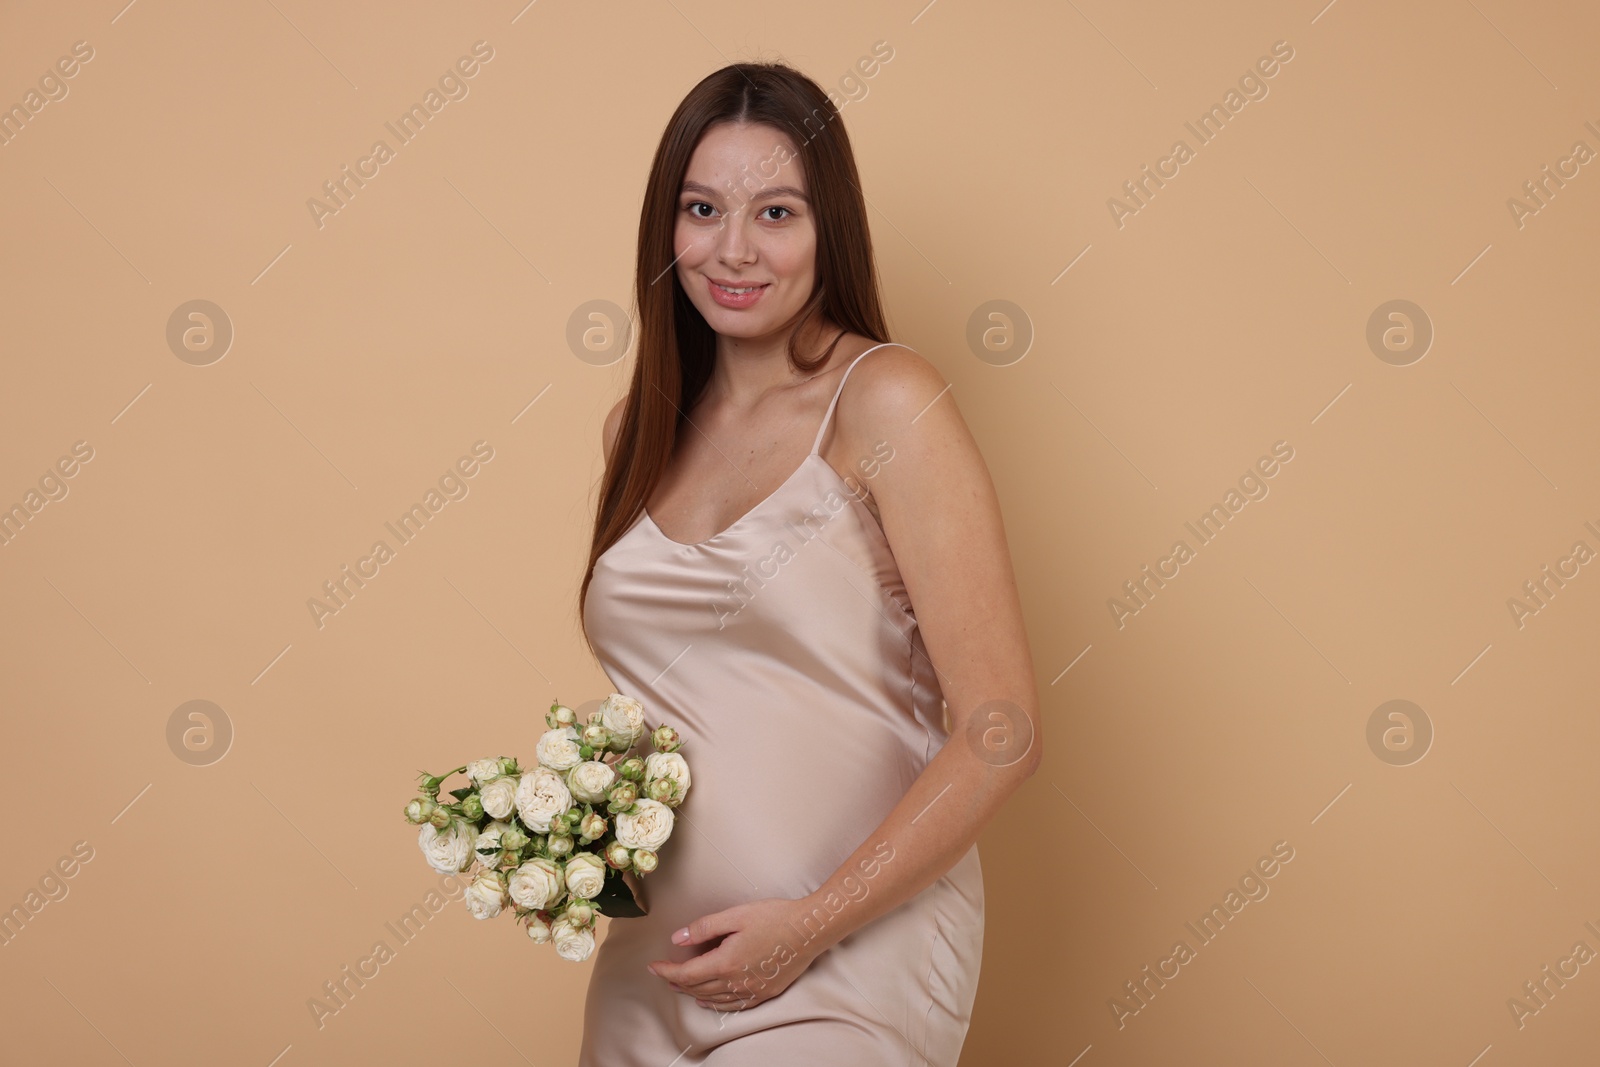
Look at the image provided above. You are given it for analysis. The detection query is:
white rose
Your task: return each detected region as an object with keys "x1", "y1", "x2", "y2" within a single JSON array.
[
  {"x1": 515, "y1": 766, "x2": 573, "y2": 832},
  {"x1": 508, "y1": 857, "x2": 565, "y2": 910},
  {"x1": 598, "y1": 694, "x2": 647, "y2": 752},
  {"x1": 473, "y1": 827, "x2": 506, "y2": 868},
  {"x1": 614, "y1": 798, "x2": 674, "y2": 851},
  {"x1": 418, "y1": 820, "x2": 476, "y2": 873},
  {"x1": 472, "y1": 819, "x2": 512, "y2": 862},
  {"x1": 567, "y1": 760, "x2": 617, "y2": 804},
  {"x1": 464, "y1": 870, "x2": 507, "y2": 920},
  {"x1": 643, "y1": 751, "x2": 691, "y2": 805},
  {"x1": 526, "y1": 914, "x2": 552, "y2": 943},
  {"x1": 466, "y1": 758, "x2": 504, "y2": 785},
  {"x1": 479, "y1": 775, "x2": 518, "y2": 819},
  {"x1": 536, "y1": 726, "x2": 584, "y2": 771},
  {"x1": 564, "y1": 853, "x2": 608, "y2": 900},
  {"x1": 552, "y1": 917, "x2": 595, "y2": 962}
]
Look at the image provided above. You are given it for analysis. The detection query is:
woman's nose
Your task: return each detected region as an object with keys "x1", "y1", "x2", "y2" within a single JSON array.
[{"x1": 714, "y1": 209, "x2": 754, "y2": 264}]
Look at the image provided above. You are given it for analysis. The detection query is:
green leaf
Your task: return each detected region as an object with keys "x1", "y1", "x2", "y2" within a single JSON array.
[{"x1": 449, "y1": 787, "x2": 473, "y2": 801}]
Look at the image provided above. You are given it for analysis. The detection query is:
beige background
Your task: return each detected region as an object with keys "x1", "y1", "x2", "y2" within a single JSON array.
[{"x1": 3, "y1": 0, "x2": 1598, "y2": 1063}]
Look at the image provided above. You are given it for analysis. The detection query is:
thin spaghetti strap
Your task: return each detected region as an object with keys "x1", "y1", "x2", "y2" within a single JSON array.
[{"x1": 809, "y1": 343, "x2": 905, "y2": 455}]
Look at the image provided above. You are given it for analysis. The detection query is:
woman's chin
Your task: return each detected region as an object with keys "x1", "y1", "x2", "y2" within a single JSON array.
[{"x1": 698, "y1": 307, "x2": 782, "y2": 338}]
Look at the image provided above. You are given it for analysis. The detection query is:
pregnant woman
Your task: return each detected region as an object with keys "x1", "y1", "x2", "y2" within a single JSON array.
[{"x1": 578, "y1": 61, "x2": 1042, "y2": 1065}]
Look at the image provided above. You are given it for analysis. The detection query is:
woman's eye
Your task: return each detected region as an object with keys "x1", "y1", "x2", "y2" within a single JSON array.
[{"x1": 682, "y1": 201, "x2": 790, "y2": 221}]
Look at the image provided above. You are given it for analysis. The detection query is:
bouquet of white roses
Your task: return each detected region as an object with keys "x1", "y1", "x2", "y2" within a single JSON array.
[{"x1": 403, "y1": 694, "x2": 691, "y2": 962}]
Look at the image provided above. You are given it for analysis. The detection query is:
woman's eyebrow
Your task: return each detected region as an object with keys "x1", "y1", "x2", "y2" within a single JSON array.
[{"x1": 680, "y1": 180, "x2": 810, "y2": 204}]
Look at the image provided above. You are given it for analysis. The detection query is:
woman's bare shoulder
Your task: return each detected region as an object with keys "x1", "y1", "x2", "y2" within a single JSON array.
[{"x1": 837, "y1": 342, "x2": 952, "y2": 442}]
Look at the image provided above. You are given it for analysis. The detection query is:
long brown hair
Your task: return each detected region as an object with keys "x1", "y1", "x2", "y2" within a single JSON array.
[{"x1": 577, "y1": 61, "x2": 891, "y2": 654}]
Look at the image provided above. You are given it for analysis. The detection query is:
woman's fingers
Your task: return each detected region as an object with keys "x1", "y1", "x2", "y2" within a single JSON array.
[
  {"x1": 675, "y1": 977, "x2": 739, "y2": 996},
  {"x1": 697, "y1": 995, "x2": 759, "y2": 1010},
  {"x1": 668, "y1": 976, "x2": 763, "y2": 1009}
]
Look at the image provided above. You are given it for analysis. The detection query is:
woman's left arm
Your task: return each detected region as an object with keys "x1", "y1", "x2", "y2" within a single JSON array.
[{"x1": 648, "y1": 348, "x2": 1043, "y2": 1008}]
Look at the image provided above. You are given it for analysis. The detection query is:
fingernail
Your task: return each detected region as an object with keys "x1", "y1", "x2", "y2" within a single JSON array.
[
  {"x1": 672, "y1": 927, "x2": 689, "y2": 943},
  {"x1": 646, "y1": 965, "x2": 657, "y2": 976}
]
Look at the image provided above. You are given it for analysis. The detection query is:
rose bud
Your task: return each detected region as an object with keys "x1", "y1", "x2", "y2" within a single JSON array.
[
  {"x1": 417, "y1": 765, "x2": 466, "y2": 798},
  {"x1": 547, "y1": 833, "x2": 574, "y2": 856},
  {"x1": 616, "y1": 757, "x2": 646, "y2": 782},
  {"x1": 526, "y1": 914, "x2": 552, "y2": 943},
  {"x1": 605, "y1": 841, "x2": 632, "y2": 868},
  {"x1": 579, "y1": 812, "x2": 608, "y2": 841},
  {"x1": 404, "y1": 797, "x2": 436, "y2": 824},
  {"x1": 651, "y1": 725, "x2": 681, "y2": 753},
  {"x1": 632, "y1": 848, "x2": 658, "y2": 873},
  {"x1": 460, "y1": 794, "x2": 485, "y2": 821},
  {"x1": 428, "y1": 805, "x2": 453, "y2": 829},
  {"x1": 645, "y1": 778, "x2": 677, "y2": 804}
]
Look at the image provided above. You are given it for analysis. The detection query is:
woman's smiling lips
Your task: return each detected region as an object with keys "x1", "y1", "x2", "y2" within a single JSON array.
[{"x1": 706, "y1": 277, "x2": 770, "y2": 309}]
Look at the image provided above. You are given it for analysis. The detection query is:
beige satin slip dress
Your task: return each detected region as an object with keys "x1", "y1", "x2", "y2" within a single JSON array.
[{"x1": 580, "y1": 342, "x2": 984, "y2": 1066}]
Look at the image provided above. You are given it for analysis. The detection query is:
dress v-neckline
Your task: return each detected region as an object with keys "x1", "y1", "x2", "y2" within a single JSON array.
[
  {"x1": 639, "y1": 342, "x2": 901, "y2": 549},
  {"x1": 642, "y1": 452, "x2": 835, "y2": 548}
]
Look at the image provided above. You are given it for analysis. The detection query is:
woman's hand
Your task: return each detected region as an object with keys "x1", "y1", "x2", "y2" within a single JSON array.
[{"x1": 645, "y1": 896, "x2": 830, "y2": 1011}]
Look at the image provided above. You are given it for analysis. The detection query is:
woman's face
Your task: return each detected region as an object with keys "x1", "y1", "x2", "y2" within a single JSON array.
[{"x1": 673, "y1": 122, "x2": 816, "y2": 343}]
